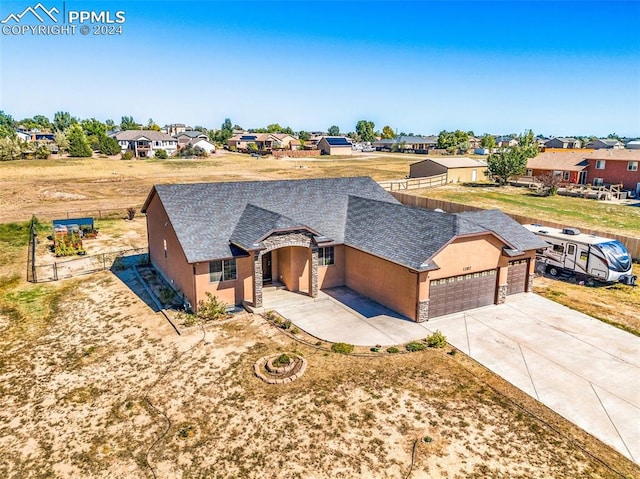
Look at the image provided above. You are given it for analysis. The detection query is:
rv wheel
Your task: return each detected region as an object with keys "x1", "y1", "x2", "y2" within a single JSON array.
[{"x1": 547, "y1": 266, "x2": 559, "y2": 277}]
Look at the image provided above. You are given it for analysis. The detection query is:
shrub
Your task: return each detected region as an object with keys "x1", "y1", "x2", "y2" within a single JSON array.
[
  {"x1": 196, "y1": 292, "x2": 228, "y2": 321},
  {"x1": 121, "y1": 151, "x2": 134, "y2": 161},
  {"x1": 273, "y1": 353, "x2": 291, "y2": 367},
  {"x1": 426, "y1": 330, "x2": 447, "y2": 348},
  {"x1": 154, "y1": 148, "x2": 168, "y2": 159},
  {"x1": 126, "y1": 207, "x2": 136, "y2": 220},
  {"x1": 406, "y1": 341, "x2": 427, "y2": 352},
  {"x1": 331, "y1": 342, "x2": 354, "y2": 354},
  {"x1": 281, "y1": 319, "x2": 292, "y2": 330},
  {"x1": 386, "y1": 346, "x2": 399, "y2": 354}
]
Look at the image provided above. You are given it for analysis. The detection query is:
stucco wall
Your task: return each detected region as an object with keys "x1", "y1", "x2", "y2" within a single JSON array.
[
  {"x1": 277, "y1": 247, "x2": 310, "y2": 293},
  {"x1": 344, "y1": 247, "x2": 418, "y2": 320},
  {"x1": 425, "y1": 234, "x2": 505, "y2": 297},
  {"x1": 145, "y1": 194, "x2": 196, "y2": 308},
  {"x1": 446, "y1": 167, "x2": 487, "y2": 183},
  {"x1": 317, "y1": 245, "x2": 345, "y2": 289},
  {"x1": 193, "y1": 255, "x2": 253, "y2": 308}
]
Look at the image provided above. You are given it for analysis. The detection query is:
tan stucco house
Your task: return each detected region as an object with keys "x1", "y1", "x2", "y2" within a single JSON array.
[
  {"x1": 141, "y1": 177, "x2": 545, "y2": 321},
  {"x1": 409, "y1": 157, "x2": 488, "y2": 183}
]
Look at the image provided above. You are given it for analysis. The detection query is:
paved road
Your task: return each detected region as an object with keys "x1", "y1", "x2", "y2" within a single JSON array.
[{"x1": 265, "y1": 287, "x2": 640, "y2": 463}]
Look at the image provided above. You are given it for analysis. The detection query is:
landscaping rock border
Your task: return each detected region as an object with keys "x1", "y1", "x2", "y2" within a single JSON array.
[{"x1": 254, "y1": 354, "x2": 307, "y2": 384}]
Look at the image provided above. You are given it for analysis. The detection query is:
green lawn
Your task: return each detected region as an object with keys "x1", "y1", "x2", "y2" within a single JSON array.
[{"x1": 416, "y1": 185, "x2": 640, "y2": 238}]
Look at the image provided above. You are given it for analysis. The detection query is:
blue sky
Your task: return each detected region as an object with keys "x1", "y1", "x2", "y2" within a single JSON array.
[{"x1": 1, "y1": 0, "x2": 639, "y2": 136}]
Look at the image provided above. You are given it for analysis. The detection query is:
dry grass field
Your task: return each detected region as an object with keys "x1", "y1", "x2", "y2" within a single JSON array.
[
  {"x1": 0, "y1": 153, "x2": 639, "y2": 478},
  {"x1": 0, "y1": 152, "x2": 418, "y2": 223}
]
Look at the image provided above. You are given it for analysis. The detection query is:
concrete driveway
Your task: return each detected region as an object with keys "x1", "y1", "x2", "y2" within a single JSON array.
[{"x1": 265, "y1": 287, "x2": 640, "y2": 464}]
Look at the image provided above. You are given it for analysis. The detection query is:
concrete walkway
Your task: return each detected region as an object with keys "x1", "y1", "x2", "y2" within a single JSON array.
[{"x1": 264, "y1": 287, "x2": 640, "y2": 464}]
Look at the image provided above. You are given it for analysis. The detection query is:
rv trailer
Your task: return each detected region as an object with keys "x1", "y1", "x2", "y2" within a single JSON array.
[{"x1": 523, "y1": 224, "x2": 636, "y2": 285}]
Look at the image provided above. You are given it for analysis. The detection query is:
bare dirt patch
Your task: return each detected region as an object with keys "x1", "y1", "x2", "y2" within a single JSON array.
[{"x1": 0, "y1": 271, "x2": 636, "y2": 479}]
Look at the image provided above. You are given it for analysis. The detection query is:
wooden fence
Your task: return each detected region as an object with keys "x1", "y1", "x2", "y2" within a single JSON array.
[
  {"x1": 390, "y1": 191, "x2": 640, "y2": 260},
  {"x1": 378, "y1": 174, "x2": 447, "y2": 192}
]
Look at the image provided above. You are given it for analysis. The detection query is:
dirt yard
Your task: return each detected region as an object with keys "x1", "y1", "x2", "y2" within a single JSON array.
[
  {"x1": 1, "y1": 155, "x2": 639, "y2": 478},
  {"x1": 0, "y1": 269, "x2": 637, "y2": 479}
]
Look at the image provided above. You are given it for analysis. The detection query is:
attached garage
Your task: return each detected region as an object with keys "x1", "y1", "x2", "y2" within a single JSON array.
[
  {"x1": 429, "y1": 270, "x2": 497, "y2": 318},
  {"x1": 507, "y1": 259, "x2": 528, "y2": 295}
]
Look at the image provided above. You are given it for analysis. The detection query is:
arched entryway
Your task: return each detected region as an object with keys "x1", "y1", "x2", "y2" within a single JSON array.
[{"x1": 252, "y1": 230, "x2": 318, "y2": 308}]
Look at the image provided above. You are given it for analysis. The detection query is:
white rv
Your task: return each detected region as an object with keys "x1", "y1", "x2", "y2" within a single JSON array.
[{"x1": 523, "y1": 224, "x2": 636, "y2": 285}]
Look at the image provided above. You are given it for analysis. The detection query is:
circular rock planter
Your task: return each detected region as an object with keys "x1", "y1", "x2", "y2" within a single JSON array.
[{"x1": 254, "y1": 353, "x2": 307, "y2": 384}]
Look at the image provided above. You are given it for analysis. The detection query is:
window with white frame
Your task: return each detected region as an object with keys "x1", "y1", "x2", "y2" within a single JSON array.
[
  {"x1": 563, "y1": 171, "x2": 570, "y2": 181},
  {"x1": 593, "y1": 178, "x2": 604, "y2": 186},
  {"x1": 318, "y1": 246, "x2": 335, "y2": 266},
  {"x1": 526, "y1": 169, "x2": 533, "y2": 177},
  {"x1": 209, "y1": 259, "x2": 237, "y2": 282},
  {"x1": 595, "y1": 160, "x2": 606, "y2": 170},
  {"x1": 628, "y1": 161, "x2": 638, "y2": 171}
]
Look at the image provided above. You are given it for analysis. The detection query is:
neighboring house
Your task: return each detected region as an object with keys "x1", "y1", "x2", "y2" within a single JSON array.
[
  {"x1": 544, "y1": 137, "x2": 582, "y2": 149},
  {"x1": 141, "y1": 177, "x2": 545, "y2": 321},
  {"x1": 585, "y1": 139, "x2": 624, "y2": 150},
  {"x1": 495, "y1": 136, "x2": 518, "y2": 148},
  {"x1": 111, "y1": 130, "x2": 178, "y2": 158},
  {"x1": 165, "y1": 124, "x2": 188, "y2": 136},
  {"x1": 189, "y1": 138, "x2": 216, "y2": 154},
  {"x1": 626, "y1": 140, "x2": 640, "y2": 150},
  {"x1": 468, "y1": 137, "x2": 481, "y2": 149},
  {"x1": 525, "y1": 150, "x2": 640, "y2": 190},
  {"x1": 317, "y1": 136, "x2": 353, "y2": 155},
  {"x1": 228, "y1": 133, "x2": 297, "y2": 152},
  {"x1": 584, "y1": 150, "x2": 640, "y2": 191},
  {"x1": 373, "y1": 135, "x2": 438, "y2": 153},
  {"x1": 175, "y1": 130, "x2": 207, "y2": 148},
  {"x1": 15, "y1": 130, "x2": 32, "y2": 142},
  {"x1": 409, "y1": 157, "x2": 488, "y2": 183},
  {"x1": 14, "y1": 129, "x2": 55, "y2": 143},
  {"x1": 525, "y1": 152, "x2": 589, "y2": 184}
]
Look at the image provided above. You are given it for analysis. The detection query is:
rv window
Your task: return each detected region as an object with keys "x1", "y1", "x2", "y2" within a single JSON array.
[
  {"x1": 552, "y1": 244, "x2": 564, "y2": 253},
  {"x1": 567, "y1": 244, "x2": 575, "y2": 255},
  {"x1": 580, "y1": 251, "x2": 588, "y2": 261}
]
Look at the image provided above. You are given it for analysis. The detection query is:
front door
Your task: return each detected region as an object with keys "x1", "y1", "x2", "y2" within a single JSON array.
[
  {"x1": 564, "y1": 243, "x2": 577, "y2": 270},
  {"x1": 471, "y1": 169, "x2": 477, "y2": 182},
  {"x1": 578, "y1": 171, "x2": 587, "y2": 185},
  {"x1": 262, "y1": 251, "x2": 272, "y2": 284}
]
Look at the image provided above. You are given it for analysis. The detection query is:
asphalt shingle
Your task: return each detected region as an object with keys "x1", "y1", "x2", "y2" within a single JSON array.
[{"x1": 145, "y1": 177, "x2": 546, "y2": 269}]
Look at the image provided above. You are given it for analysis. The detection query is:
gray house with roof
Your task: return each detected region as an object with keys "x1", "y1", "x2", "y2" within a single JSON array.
[{"x1": 141, "y1": 177, "x2": 545, "y2": 321}]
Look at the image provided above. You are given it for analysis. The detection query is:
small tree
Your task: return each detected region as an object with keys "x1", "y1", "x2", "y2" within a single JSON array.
[
  {"x1": 535, "y1": 172, "x2": 562, "y2": 196},
  {"x1": 67, "y1": 124, "x2": 93, "y2": 157},
  {"x1": 381, "y1": 125, "x2": 395, "y2": 139},
  {"x1": 246, "y1": 142, "x2": 258, "y2": 153},
  {"x1": 328, "y1": 125, "x2": 340, "y2": 136},
  {"x1": 355, "y1": 120, "x2": 376, "y2": 142},
  {"x1": 480, "y1": 133, "x2": 496, "y2": 150},
  {"x1": 196, "y1": 293, "x2": 228, "y2": 321},
  {"x1": 154, "y1": 148, "x2": 168, "y2": 159},
  {"x1": 0, "y1": 137, "x2": 22, "y2": 161},
  {"x1": 98, "y1": 135, "x2": 121, "y2": 155}
]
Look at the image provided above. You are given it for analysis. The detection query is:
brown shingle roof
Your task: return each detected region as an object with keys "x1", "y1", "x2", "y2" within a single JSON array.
[{"x1": 527, "y1": 151, "x2": 589, "y2": 171}]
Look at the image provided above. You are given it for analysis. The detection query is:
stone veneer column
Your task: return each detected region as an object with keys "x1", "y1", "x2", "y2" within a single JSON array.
[
  {"x1": 496, "y1": 284, "x2": 508, "y2": 304},
  {"x1": 527, "y1": 273, "x2": 535, "y2": 292},
  {"x1": 417, "y1": 299, "x2": 429, "y2": 322},
  {"x1": 310, "y1": 247, "x2": 319, "y2": 298},
  {"x1": 253, "y1": 252, "x2": 263, "y2": 308}
]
